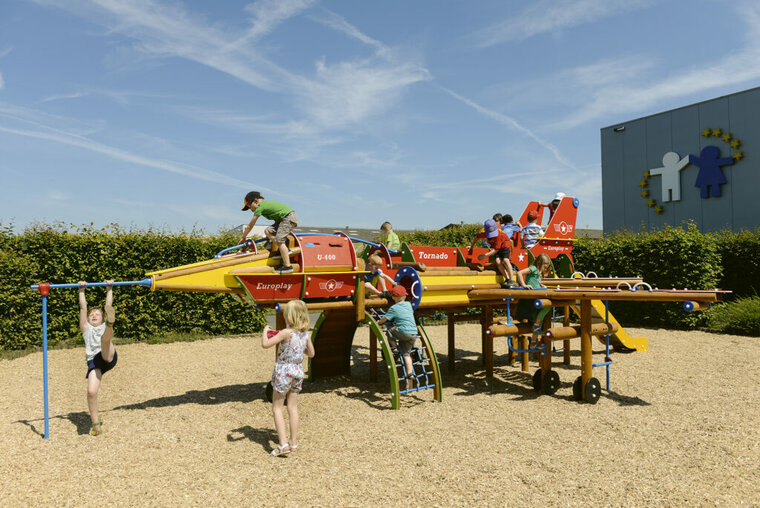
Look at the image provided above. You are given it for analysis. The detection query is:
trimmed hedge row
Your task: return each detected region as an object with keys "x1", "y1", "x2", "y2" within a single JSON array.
[
  {"x1": 0, "y1": 223, "x2": 264, "y2": 351},
  {"x1": 571, "y1": 224, "x2": 721, "y2": 329}
]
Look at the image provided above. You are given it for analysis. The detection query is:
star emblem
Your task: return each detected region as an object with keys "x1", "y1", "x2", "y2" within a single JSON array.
[
  {"x1": 655, "y1": 206, "x2": 664, "y2": 214},
  {"x1": 731, "y1": 139, "x2": 741, "y2": 149},
  {"x1": 702, "y1": 128, "x2": 712, "y2": 137},
  {"x1": 732, "y1": 150, "x2": 744, "y2": 161},
  {"x1": 327, "y1": 281, "x2": 336, "y2": 290},
  {"x1": 643, "y1": 170, "x2": 650, "y2": 178},
  {"x1": 647, "y1": 199, "x2": 656, "y2": 208},
  {"x1": 559, "y1": 223, "x2": 567, "y2": 234},
  {"x1": 722, "y1": 132, "x2": 732, "y2": 143},
  {"x1": 641, "y1": 189, "x2": 649, "y2": 198},
  {"x1": 639, "y1": 179, "x2": 648, "y2": 188},
  {"x1": 518, "y1": 253, "x2": 525, "y2": 262},
  {"x1": 712, "y1": 128, "x2": 722, "y2": 137}
]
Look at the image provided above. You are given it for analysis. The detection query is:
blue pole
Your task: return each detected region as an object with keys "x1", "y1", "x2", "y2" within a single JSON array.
[
  {"x1": 42, "y1": 294, "x2": 49, "y2": 440},
  {"x1": 604, "y1": 300, "x2": 610, "y2": 391},
  {"x1": 30, "y1": 278, "x2": 152, "y2": 291}
]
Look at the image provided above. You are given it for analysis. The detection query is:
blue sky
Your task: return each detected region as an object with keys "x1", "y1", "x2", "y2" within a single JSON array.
[{"x1": 1, "y1": 0, "x2": 759, "y2": 233}]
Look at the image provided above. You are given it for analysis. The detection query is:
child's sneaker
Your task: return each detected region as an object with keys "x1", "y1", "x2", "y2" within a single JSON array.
[
  {"x1": 530, "y1": 324, "x2": 543, "y2": 350},
  {"x1": 276, "y1": 265, "x2": 294, "y2": 274}
]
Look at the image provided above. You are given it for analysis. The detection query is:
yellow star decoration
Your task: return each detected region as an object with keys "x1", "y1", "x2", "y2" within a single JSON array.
[
  {"x1": 731, "y1": 139, "x2": 741, "y2": 149},
  {"x1": 654, "y1": 206, "x2": 664, "y2": 214},
  {"x1": 722, "y1": 132, "x2": 732, "y2": 143},
  {"x1": 733, "y1": 150, "x2": 744, "y2": 161},
  {"x1": 712, "y1": 128, "x2": 722, "y2": 137},
  {"x1": 702, "y1": 128, "x2": 712, "y2": 137},
  {"x1": 641, "y1": 189, "x2": 649, "y2": 198},
  {"x1": 639, "y1": 179, "x2": 648, "y2": 188},
  {"x1": 647, "y1": 199, "x2": 656, "y2": 208},
  {"x1": 643, "y1": 170, "x2": 650, "y2": 178}
]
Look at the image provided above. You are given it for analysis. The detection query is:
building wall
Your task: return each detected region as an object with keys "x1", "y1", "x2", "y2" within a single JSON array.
[{"x1": 601, "y1": 87, "x2": 760, "y2": 233}]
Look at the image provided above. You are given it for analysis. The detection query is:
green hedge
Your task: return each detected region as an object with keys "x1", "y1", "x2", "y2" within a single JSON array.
[
  {"x1": 713, "y1": 229, "x2": 760, "y2": 300},
  {"x1": 0, "y1": 223, "x2": 264, "y2": 351},
  {"x1": 572, "y1": 223, "x2": 722, "y2": 329},
  {"x1": 705, "y1": 296, "x2": 760, "y2": 336}
]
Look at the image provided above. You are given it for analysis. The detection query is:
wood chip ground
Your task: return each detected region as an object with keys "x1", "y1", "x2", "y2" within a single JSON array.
[{"x1": 1, "y1": 325, "x2": 758, "y2": 506}]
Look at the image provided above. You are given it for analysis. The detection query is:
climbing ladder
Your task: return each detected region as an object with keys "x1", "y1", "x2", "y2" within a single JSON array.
[{"x1": 366, "y1": 308, "x2": 442, "y2": 409}]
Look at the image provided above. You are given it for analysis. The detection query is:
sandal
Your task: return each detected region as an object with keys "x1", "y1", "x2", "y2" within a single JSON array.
[
  {"x1": 289, "y1": 443, "x2": 298, "y2": 453},
  {"x1": 90, "y1": 419, "x2": 102, "y2": 436},
  {"x1": 269, "y1": 443, "x2": 290, "y2": 457}
]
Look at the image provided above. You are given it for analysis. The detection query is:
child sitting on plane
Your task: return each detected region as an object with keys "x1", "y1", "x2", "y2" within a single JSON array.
[
  {"x1": 521, "y1": 210, "x2": 544, "y2": 249},
  {"x1": 376, "y1": 286, "x2": 417, "y2": 386},
  {"x1": 516, "y1": 253, "x2": 553, "y2": 349},
  {"x1": 364, "y1": 254, "x2": 396, "y2": 297},
  {"x1": 469, "y1": 219, "x2": 516, "y2": 288},
  {"x1": 379, "y1": 221, "x2": 400, "y2": 251},
  {"x1": 500, "y1": 214, "x2": 521, "y2": 238}
]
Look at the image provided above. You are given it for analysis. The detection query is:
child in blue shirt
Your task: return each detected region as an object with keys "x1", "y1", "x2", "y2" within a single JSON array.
[{"x1": 377, "y1": 285, "x2": 417, "y2": 384}]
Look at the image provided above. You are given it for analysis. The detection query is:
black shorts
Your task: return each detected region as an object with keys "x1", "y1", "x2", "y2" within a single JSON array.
[
  {"x1": 494, "y1": 248, "x2": 511, "y2": 260},
  {"x1": 85, "y1": 350, "x2": 118, "y2": 378}
]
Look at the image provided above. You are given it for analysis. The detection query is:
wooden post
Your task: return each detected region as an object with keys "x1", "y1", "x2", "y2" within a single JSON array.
[
  {"x1": 580, "y1": 299, "x2": 592, "y2": 400},
  {"x1": 447, "y1": 313, "x2": 456, "y2": 372},
  {"x1": 563, "y1": 305, "x2": 571, "y2": 365},
  {"x1": 482, "y1": 306, "x2": 493, "y2": 375},
  {"x1": 355, "y1": 259, "x2": 365, "y2": 324}
]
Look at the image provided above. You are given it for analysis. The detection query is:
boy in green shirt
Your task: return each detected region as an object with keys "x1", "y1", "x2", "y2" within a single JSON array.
[{"x1": 241, "y1": 191, "x2": 298, "y2": 273}]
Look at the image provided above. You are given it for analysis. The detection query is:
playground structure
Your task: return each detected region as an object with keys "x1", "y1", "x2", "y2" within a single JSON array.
[{"x1": 30, "y1": 195, "x2": 727, "y2": 438}]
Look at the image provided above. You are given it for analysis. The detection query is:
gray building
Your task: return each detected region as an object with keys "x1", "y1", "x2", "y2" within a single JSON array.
[{"x1": 601, "y1": 87, "x2": 760, "y2": 233}]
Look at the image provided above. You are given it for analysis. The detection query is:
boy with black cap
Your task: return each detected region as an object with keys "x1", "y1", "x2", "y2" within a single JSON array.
[{"x1": 240, "y1": 191, "x2": 298, "y2": 273}]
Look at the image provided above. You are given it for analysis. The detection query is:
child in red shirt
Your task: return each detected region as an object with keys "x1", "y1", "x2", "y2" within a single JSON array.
[{"x1": 469, "y1": 219, "x2": 516, "y2": 288}]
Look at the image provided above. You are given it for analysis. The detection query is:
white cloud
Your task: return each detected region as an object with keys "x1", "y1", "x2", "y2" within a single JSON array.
[
  {"x1": 552, "y1": 28, "x2": 760, "y2": 127},
  {"x1": 35, "y1": 0, "x2": 427, "y2": 136},
  {"x1": 440, "y1": 86, "x2": 580, "y2": 174},
  {"x1": 312, "y1": 9, "x2": 393, "y2": 60},
  {"x1": 222, "y1": 0, "x2": 316, "y2": 52},
  {"x1": 0, "y1": 103, "x2": 259, "y2": 189},
  {"x1": 470, "y1": 0, "x2": 655, "y2": 47}
]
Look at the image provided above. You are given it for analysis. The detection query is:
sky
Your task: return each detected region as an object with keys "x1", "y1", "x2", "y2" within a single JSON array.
[{"x1": 1, "y1": 0, "x2": 759, "y2": 234}]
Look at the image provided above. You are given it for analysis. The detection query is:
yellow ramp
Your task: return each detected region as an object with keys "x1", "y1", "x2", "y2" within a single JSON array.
[
  {"x1": 569, "y1": 300, "x2": 648, "y2": 352},
  {"x1": 146, "y1": 251, "x2": 275, "y2": 293}
]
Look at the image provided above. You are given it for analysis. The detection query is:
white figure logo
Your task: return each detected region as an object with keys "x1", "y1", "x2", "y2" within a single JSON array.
[{"x1": 649, "y1": 152, "x2": 690, "y2": 202}]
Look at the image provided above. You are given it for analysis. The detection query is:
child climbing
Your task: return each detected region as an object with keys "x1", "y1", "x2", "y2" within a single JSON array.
[
  {"x1": 364, "y1": 254, "x2": 396, "y2": 297},
  {"x1": 78, "y1": 280, "x2": 117, "y2": 436},
  {"x1": 380, "y1": 221, "x2": 400, "y2": 251},
  {"x1": 469, "y1": 219, "x2": 516, "y2": 288},
  {"x1": 376, "y1": 286, "x2": 418, "y2": 388},
  {"x1": 261, "y1": 299, "x2": 315, "y2": 457},
  {"x1": 241, "y1": 191, "x2": 299, "y2": 273},
  {"x1": 516, "y1": 253, "x2": 553, "y2": 349}
]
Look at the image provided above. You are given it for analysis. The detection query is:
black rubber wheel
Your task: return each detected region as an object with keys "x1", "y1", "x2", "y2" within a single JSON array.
[
  {"x1": 584, "y1": 377, "x2": 602, "y2": 404},
  {"x1": 543, "y1": 370, "x2": 560, "y2": 395},
  {"x1": 572, "y1": 376, "x2": 583, "y2": 401},
  {"x1": 532, "y1": 370, "x2": 543, "y2": 393}
]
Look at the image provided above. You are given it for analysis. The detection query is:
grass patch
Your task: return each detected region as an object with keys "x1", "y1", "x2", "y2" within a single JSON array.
[{"x1": 705, "y1": 296, "x2": 760, "y2": 337}]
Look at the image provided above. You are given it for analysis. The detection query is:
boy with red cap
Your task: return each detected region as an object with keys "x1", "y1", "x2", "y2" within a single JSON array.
[
  {"x1": 240, "y1": 191, "x2": 298, "y2": 273},
  {"x1": 468, "y1": 218, "x2": 516, "y2": 288},
  {"x1": 376, "y1": 285, "x2": 417, "y2": 386},
  {"x1": 521, "y1": 210, "x2": 544, "y2": 249}
]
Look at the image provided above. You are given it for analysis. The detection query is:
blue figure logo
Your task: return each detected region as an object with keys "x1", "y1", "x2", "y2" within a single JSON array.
[{"x1": 689, "y1": 145, "x2": 734, "y2": 198}]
